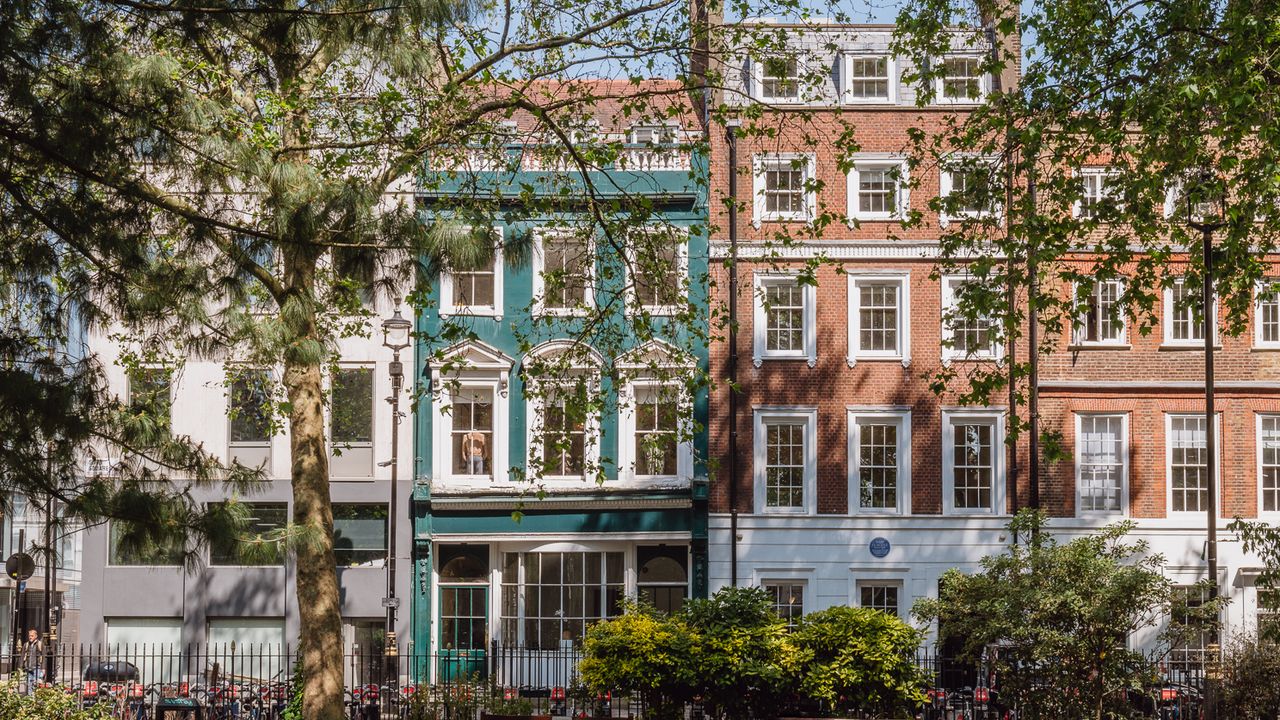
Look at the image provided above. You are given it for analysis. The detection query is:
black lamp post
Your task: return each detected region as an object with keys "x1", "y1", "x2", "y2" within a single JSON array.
[
  {"x1": 380, "y1": 307, "x2": 412, "y2": 686},
  {"x1": 1185, "y1": 171, "x2": 1226, "y2": 702},
  {"x1": 1184, "y1": 171, "x2": 1226, "y2": 602}
]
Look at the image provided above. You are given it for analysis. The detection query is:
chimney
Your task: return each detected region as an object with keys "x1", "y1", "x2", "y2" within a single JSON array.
[{"x1": 981, "y1": 0, "x2": 1021, "y2": 94}]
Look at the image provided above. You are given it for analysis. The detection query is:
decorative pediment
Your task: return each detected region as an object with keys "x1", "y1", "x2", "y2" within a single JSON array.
[
  {"x1": 616, "y1": 338, "x2": 694, "y2": 371},
  {"x1": 430, "y1": 340, "x2": 515, "y2": 396},
  {"x1": 437, "y1": 339, "x2": 515, "y2": 372},
  {"x1": 523, "y1": 339, "x2": 603, "y2": 369}
]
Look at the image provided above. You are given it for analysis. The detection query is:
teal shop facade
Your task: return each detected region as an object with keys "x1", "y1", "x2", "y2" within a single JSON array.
[{"x1": 411, "y1": 83, "x2": 709, "y2": 681}]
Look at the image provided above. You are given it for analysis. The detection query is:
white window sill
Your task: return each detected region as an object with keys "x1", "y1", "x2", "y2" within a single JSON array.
[
  {"x1": 535, "y1": 308, "x2": 592, "y2": 318},
  {"x1": 760, "y1": 214, "x2": 812, "y2": 224},
  {"x1": 1252, "y1": 345, "x2": 1280, "y2": 352},
  {"x1": 630, "y1": 306, "x2": 682, "y2": 317},
  {"x1": 759, "y1": 506, "x2": 811, "y2": 515},
  {"x1": 1077, "y1": 509, "x2": 1127, "y2": 519},
  {"x1": 441, "y1": 307, "x2": 501, "y2": 318},
  {"x1": 757, "y1": 352, "x2": 809, "y2": 361},
  {"x1": 851, "y1": 509, "x2": 905, "y2": 517},
  {"x1": 849, "y1": 213, "x2": 905, "y2": 223},
  {"x1": 942, "y1": 353, "x2": 1000, "y2": 363},
  {"x1": 1158, "y1": 343, "x2": 1220, "y2": 351},
  {"x1": 850, "y1": 352, "x2": 906, "y2": 362}
]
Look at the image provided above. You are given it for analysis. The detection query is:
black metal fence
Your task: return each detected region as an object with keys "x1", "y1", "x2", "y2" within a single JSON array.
[{"x1": 3, "y1": 643, "x2": 1211, "y2": 719}]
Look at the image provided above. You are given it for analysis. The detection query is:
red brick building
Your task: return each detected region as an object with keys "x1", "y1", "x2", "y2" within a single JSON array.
[{"x1": 706, "y1": 19, "x2": 1277, "y2": 650}]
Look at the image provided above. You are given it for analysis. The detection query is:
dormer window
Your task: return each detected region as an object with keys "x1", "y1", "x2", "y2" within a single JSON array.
[
  {"x1": 937, "y1": 56, "x2": 987, "y2": 103},
  {"x1": 758, "y1": 56, "x2": 800, "y2": 102},
  {"x1": 844, "y1": 55, "x2": 894, "y2": 102},
  {"x1": 628, "y1": 125, "x2": 676, "y2": 145}
]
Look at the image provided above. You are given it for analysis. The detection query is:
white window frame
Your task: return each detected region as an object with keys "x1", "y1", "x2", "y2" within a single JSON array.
[
  {"x1": 941, "y1": 409, "x2": 1006, "y2": 516},
  {"x1": 752, "y1": 566, "x2": 817, "y2": 621},
  {"x1": 934, "y1": 55, "x2": 989, "y2": 105},
  {"x1": 941, "y1": 275, "x2": 1002, "y2": 362},
  {"x1": 1257, "y1": 413, "x2": 1280, "y2": 518},
  {"x1": 624, "y1": 226, "x2": 689, "y2": 317},
  {"x1": 855, "y1": 579, "x2": 905, "y2": 617},
  {"x1": 753, "y1": 272, "x2": 817, "y2": 368},
  {"x1": 1074, "y1": 168, "x2": 1119, "y2": 219},
  {"x1": 532, "y1": 230, "x2": 595, "y2": 316},
  {"x1": 847, "y1": 158, "x2": 909, "y2": 222},
  {"x1": 752, "y1": 153, "x2": 817, "y2": 226},
  {"x1": 1074, "y1": 413, "x2": 1129, "y2": 517},
  {"x1": 753, "y1": 55, "x2": 803, "y2": 104},
  {"x1": 939, "y1": 156, "x2": 1001, "y2": 225},
  {"x1": 432, "y1": 378, "x2": 509, "y2": 487},
  {"x1": 618, "y1": 380, "x2": 694, "y2": 483},
  {"x1": 847, "y1": 408, "x2": 912, "y2": 515},
  {"x1": 842, "y1": 54, "x2": 897, "y2": 104},
  {"x1": 1164, "y1": 413, "x2": 1221, "y2": 517},
  {"x1": 1072, "y1": 279, "x2": 1128, "y2": 347},
  {"x1": 753, "y1": 407, "x2": 818, "y2": 515},
  {"x1": 1162, "y1": 279, "x2": 1218, "y2": 347},
  {"x1": 1254, "y1": 280, "x2": 1280, "y2": 349},
  {"x1": 847, "y1": 273, "x2": 910, "y2": 366},
  {"x1": 525, "y1": 376, "x2": 602, "y2": 483},
  {"x1": 440, "y1": 227, "x2": 504, "y2": 318}
]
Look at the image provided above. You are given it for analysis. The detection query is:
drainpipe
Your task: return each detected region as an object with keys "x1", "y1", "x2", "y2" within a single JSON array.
[
  {"x1": 726, "y1": 118, "x2": 741, "y2": 587},
  {"x1": 1027, "y1": 168, "x2": 1041, "y2": 515}
]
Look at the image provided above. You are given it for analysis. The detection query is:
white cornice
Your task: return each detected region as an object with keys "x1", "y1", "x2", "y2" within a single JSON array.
[{"x1": 710, "y1": 241, "x2": 959, "y2": 260}]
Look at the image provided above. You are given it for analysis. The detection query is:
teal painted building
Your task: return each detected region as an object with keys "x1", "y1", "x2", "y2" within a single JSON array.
[{"x1": 411, "y1": 84, "x2": 709, "y2": 682}]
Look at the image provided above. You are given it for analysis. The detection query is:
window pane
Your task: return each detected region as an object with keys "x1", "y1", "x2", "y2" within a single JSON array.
[
  {"x1": 1262, "y1": 416, "x2": 1280, "y2": 513},
  {"x1": 765, "y1": 422, "x2": 806, "y2": 508},
  {"x1": 946, "y1": 281, "x2": 995, "y2": 357},
  {"x1": 942, "y1": 57, "x2": 982, "y2": 100},
  {"x1": 331, "y1": 368, "x2": 373, "y2": 444},
  {"x1": 332, "y1": 504, "x2": 387, "y2": 566},
  {"x1": 633, "y1": 238, "x2": 681, "y2": 309},
  {"x1": 765, "y1": 281, "x2": 805, "y2": 352},
  {"x1": 1171, "y1": 282, "x2": 1205, "y2": 341},
  {"x1": 129, "y1": 368, "x2": 172, "y2": 441},
  {"x1": 953, "y1": 423, "x2": 993, "y2": 510},
  {"x1": 542, "y1": 235, "x2": 590, "y2": 309},
  {"x1": 761, "y1": 57, "x2": 799, "y2": 99},
  {"x1": 540, "y1": 386, "x2": 588, "y2": 477},
  {"x1": 858, "y1": 422, "x2": 899, "y2": 509},
  {"x1": 765, "y1": 582, "x2": 804, "y2": 628},
  {"x1": 1170, "y1": 416, "x2": 1208, "y2": 512},
  {"x1": 451, "y1": 388, "x2": 494, "y2": 478},
  {"x1": 229, "y1": 370, "x2": 271, "y2": 443},
  {"x1": 634, "y1": 387, "x2": 679, "y2": 476},
  {"x1": 109, "y1": 523, "x2": 185, "y2": 566},
  {"x1": 858, "y1": 168, "x2": 896, "y2": 214},
  {"x1": 858, "y1": 282, "x2": 899, "y2": 352},
  {"x1": 848, "y1": 57, "x2": 890, "y2": 99},
  {"x1": 209, "y1": 502, "x2": 286, "y2": 566},
  {"x1": 859, "y1": 583, "x2": 900, "y2": 617},
  {"x1": 1079, "y1": 415, "x2": 1124, "y2": 512},
  {"x1": 500, "y1": 551, "x2": 624, "y2": 650},
  {"x1": 1260, "y1": 290, "x2": 1280, "y2": 344}
]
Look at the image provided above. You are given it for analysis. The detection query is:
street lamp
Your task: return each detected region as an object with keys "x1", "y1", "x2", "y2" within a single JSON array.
[
  {"x1": 1184, "y1": 170, "x2": 1226, "y2": 703},
  {"x1": 380, "y1": 307, "x2": 412, "y2": 686}
]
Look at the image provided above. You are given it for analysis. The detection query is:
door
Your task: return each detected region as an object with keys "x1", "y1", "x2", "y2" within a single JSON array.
[{"x1": 438, "y1": 585, "x2": 487, "y2": 683}]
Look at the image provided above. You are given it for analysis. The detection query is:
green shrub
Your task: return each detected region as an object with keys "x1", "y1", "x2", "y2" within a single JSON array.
[
  {"x1": 784, "y1": 605, "x2": 926, "y2": 718},
  {"x1": 0, "y1": 682, "x2": 113, "y2": 719},
  {"x1": 1217, "y1": 633, "x2": 1280, "y2": 720},
  {"x1": 580, "y1": 600, "x2": 698, "y2": 719}
]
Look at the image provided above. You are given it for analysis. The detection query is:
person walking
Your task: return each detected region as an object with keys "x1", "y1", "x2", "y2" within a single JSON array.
[{"x1": 20, "y1": 628, "x2": 44, "y2": 695}]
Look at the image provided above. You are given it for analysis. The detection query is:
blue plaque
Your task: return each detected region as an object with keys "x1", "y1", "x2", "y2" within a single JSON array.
[{"x1": 869, "y1": 537, "x2": 891, "y2": 558}]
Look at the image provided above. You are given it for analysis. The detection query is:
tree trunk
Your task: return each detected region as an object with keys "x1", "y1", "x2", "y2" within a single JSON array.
[{"x1": 283, "y1": 294, "x2": 346, "y2": 720}]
